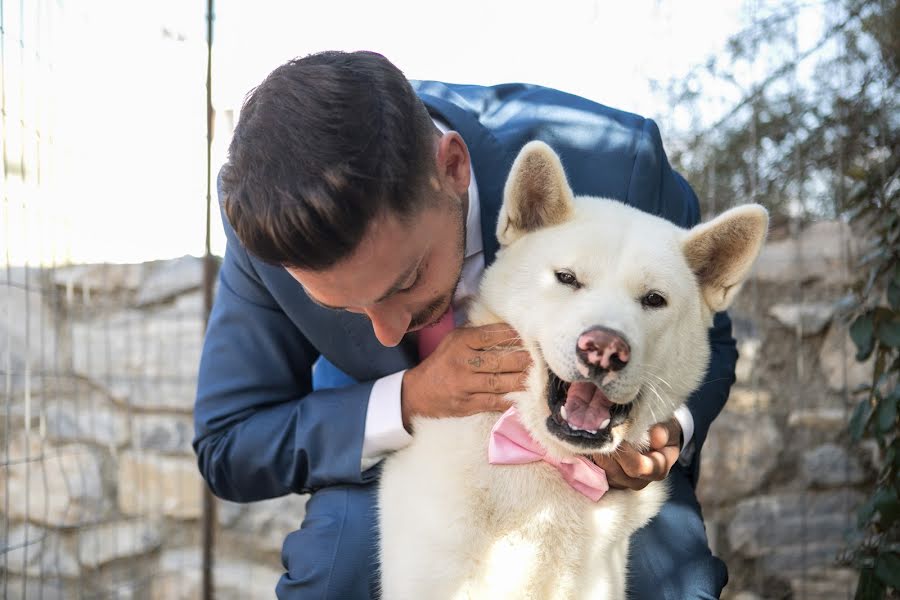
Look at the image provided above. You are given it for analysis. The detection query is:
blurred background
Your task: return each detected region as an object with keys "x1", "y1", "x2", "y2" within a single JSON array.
[{"x1": 1, "y1": 0, "x2": 897, "y2": 598}]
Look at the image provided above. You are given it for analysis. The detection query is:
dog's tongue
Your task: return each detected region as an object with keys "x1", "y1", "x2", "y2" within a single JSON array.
[{"x1": 564, "y1": 382, "x2": 613, "y2": 431}]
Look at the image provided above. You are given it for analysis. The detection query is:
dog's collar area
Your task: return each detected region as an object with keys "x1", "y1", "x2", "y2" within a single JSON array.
[{"x1": 545, "y1": 370, "x2": 633, "y2": 448}]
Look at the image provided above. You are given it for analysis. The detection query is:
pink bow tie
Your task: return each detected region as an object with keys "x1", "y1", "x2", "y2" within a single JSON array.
[{"x1": 489, "y1": 407, "x2": 609, "y2": 502}]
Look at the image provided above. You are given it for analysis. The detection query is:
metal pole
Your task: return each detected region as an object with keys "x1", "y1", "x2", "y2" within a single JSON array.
[{"x1": 202, "y1": 0, "x2": 217, "y2": 598}]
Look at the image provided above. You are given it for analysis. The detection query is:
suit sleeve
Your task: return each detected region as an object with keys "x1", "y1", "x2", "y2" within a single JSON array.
[
  {"x1": 628, "y1": 118, "x2": 738, "y2": 481},
  {"x1": 192, "y1": 186, "x2": 378, "y2": 502}
]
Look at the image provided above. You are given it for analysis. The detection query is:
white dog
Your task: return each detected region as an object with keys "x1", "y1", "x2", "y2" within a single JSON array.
[{"x1": 378, "y1": 141, "x2": 768, "y2": 600}]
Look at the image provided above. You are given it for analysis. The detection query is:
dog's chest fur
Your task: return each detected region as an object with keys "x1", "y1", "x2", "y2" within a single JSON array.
[{"x1": 378, "y1": 412, "x2": 666, "y2": 600}]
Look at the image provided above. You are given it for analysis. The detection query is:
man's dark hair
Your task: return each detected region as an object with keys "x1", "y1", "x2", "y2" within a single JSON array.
[{"x1": 221, "y1": 51, "x2": 438, "y2": 270}]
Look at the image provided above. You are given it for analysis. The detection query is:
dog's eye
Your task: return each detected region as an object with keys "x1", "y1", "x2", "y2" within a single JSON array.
[
  {"x1": 641, "y1": 291, "x2": 667, "y2": 308},
  {"x1": 555, "y1": 270, "x2": 581, "y2": 288}
]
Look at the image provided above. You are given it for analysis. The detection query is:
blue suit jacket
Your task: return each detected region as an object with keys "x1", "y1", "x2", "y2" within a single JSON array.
[{"x1": 193, "y1": 81, "x2": 737, "y2": 501}]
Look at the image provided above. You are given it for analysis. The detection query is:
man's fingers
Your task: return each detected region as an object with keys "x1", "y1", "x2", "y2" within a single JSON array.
[
  {"x1": 465, "y1": 349, "x2": 531, "y2": 373},
  {"x1": 463, "y1": 323, "x2": 524, "y2": 350},
  {"x1": 468, "y1": 393, "x2": 514, "y2": 413},
  {"x1": 657, "y1": 445, "x2": 680, "y2": 473},
  {"x1": 592, "y1": 454, "x2": 648, "y2": 491},
  {"x1": 649, "y1": 423, "x2": 671, "y2": 450},
  {"x1": 617, "y1": 446, "x2": 668, "y2": 481},
  {"x1": 649, "y1": 419, "x2": 682, "y2": 451},
  {"x1": 470, "y1": 371, "x2": 528, "y2": 395}
]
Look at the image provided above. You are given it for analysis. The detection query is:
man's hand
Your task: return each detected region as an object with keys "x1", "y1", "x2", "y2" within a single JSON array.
[
  {"x1": 591, "y1": 418, "x2": 683, "y2": 490},
  {"x1": 401, "y1": 323, "x2": 530, "y2": 432}
]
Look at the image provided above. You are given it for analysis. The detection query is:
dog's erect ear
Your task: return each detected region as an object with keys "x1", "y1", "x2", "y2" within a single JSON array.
[
  {"x1": 682, "y1": 204, "x2": 769, "y2": 312},
  {"x1": 496, "y1": 141, "x2": 575, "y2": 246}
]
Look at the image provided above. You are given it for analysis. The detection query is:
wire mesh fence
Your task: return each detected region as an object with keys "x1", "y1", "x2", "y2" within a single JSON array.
[
  {"x1": 0, "y1": 1, "x2": 886, "y2": 599},
  {"x1": 1, "y1": 1, "x2": 301, "y2": 598}
]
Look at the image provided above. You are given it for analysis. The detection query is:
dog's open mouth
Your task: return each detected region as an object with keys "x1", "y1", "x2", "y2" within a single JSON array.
[{"x1": 545, "y1": 370, "x2": 633, "y2": 447}]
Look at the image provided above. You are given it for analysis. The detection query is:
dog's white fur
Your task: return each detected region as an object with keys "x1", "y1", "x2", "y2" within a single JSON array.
[{"x1": 379, "y1": 142, "x2": 768, "y2": 599}]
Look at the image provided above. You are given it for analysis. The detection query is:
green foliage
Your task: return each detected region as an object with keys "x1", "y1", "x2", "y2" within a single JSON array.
[
  {"x1": 656, "y1": 1, "x2": 899, "y2": 596},
  {"x1": 844, "y1": 195, "x2": 899, "y2": 596}
]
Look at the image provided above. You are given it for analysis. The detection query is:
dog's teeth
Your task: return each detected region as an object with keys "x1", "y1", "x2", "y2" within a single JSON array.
[
  {"x1": 600, "y1": 418, "x2": 611, "y2": 430},
  {"x1": 560, "y1": 406, "x2": 567, "y2": 420}
]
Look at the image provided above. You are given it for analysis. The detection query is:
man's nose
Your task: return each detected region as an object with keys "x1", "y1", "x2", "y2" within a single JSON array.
[{"x1": 366, "y1": 306, "x2": 410, "y2": 348}]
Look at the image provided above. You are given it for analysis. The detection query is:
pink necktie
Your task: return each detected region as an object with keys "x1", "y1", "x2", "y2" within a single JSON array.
[
  {"x1": 489, "y1": 407, "x2": 609, "y2": 502},
  {"x1": 417, "y1": 306, "x2": 455, "y2": 360}
]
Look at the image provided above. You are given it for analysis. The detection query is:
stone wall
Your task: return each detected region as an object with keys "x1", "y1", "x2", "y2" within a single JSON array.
[
  {"x1": 2, "y1": 257, "x2": 296, "y2": 599},
  {"x1": 1, "y1": 220, "x2": 869, "y2": 599},
  {"x1": 702, "y1": 221, "x2": 869, "y2": 599}
]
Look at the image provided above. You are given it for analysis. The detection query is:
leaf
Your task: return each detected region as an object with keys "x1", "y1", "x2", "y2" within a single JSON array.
[
  {"x1": 851, "y1": 312, "x2": 876, "y2": 360},
  {"x1": 851, "y1": 399, "x2": 874, "y2": 441},
  {"x1": 874, "y1": 488, "x2": 900, "y2": 528},
  {"x1": 874, "y1": 553, "x2": 900, "y2": 589},
  {"x1": 891, "y1": 280, "x2": 900, "y2": 311},
  {"x1": 876, "y1": 316, "x2": 900, "y2": 348},
  {"x1": 878, "y1": 394, "x2": 898, "y2": 433},
  {"x1": 856, "y1": 567, "x2": 886, "y2": 600}
]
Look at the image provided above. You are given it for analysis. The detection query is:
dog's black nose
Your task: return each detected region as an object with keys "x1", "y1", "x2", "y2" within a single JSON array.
[{"x1": 577, "y1": 327, "x2": 630, "y2": 371}]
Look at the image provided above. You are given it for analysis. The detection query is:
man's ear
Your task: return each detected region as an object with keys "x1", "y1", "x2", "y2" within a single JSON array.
[
  {"x1": 682, "y1": 204, "x2": 769, "y2": 312},
  {"x1": 496, "y1": 141, "x2": 575, "y2": 246},
  {"x1": 435, "y1": 131, "x2": 471, "y2": 197}
]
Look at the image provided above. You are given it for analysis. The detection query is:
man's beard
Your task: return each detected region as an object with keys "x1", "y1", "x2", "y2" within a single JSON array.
[{"x1": 408, "y1": 199, "x2": 467, "y2": 331}]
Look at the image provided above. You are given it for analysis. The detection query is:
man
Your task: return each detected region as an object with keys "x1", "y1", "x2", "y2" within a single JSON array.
[{"x1": 194, "y1": 50, "x2": 736, "y2": 599}]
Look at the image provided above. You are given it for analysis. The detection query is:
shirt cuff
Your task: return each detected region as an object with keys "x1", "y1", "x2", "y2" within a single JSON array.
[
  {"x1": 673, "y1": 404, "x2": 695, "y2": 466},
  {"x1": 361, "y1": 370, "x2": 414, "y2": 471}
]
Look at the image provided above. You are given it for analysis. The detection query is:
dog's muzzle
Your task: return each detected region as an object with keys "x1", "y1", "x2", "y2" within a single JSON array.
[{"x1": 544, "y1": 370, "x2": 633, "y2": 448}]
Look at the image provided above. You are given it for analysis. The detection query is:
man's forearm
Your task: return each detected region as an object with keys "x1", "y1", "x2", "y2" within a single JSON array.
[{"x1": 195, "y1": 381, "x2": 377, "y2": 501}]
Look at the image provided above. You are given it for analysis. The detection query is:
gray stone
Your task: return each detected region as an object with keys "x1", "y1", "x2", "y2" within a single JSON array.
[
  {"x1": 132, "y1": 414, "x2": 194, "y2": 454},
  {"x1": 818, "y1": 322, "x2": 874, "y2": 392},
  {"x1": 136, "y1": 255, "x2": 204, "y2": 306},
  {"x1": 45, "y1": 398, "x2": 130, "y2": 448},
  {"x1": 71, "y1": 308, "x2": 204, "y2": 412},
  {"x1": 698, "y1": 411, "x2": 782, "y2": 505},
  {"x1": 734, "y1": 337, "x2": 761, "y2": 384},
  {"x1": 169, "y1": 289, "x2": 206, "y2": 317},
  {"x1": 751, "y1": 221, "x2": 858, "y2": 285},
  {"x1": 4, "y1": 523, "x2": 80, "y2": 577},
  {"x1": 724, "y1": 386, "x2": 773, "y2": 413},
  {"x1": 1, "y1": 275, "x2": 62, "y2": 379},
  {"x1": 727, "y1": 489, "x2": 864, "y2": 576},
  {"x1": 2, "y1": 577, "x2": 71, "y2": 600},
  {"x1": 53, "y1": 263, "x2": 145, "y2": 296},
  {"x1": 117, "y1": 451, "x2": 203, "y2": 519},
  {"x1": 790, "y1": 567, "x2": 858, "y2": 599},
  {"x1": 0, "y1": 436, "x2": 107, "y2": 527},
  {"x1": 768, "y1": 301, "x2": 835, "y2": 335},
  {"x1": 153, "y1": 548, "x2": 281, "y2": 600},
  {"x1": 787, "y1": 408, "x2": 848, "y2": 430},
  {"x1": 729, "y1": 593, "x2": 764, "y2": 600},
  {"x1": 78, "y1": 519, "x2": 163, "y2": 568},
  {"x1": 802, "y1": 443, "x2": 866, "y2": 487},
  {"x1": 216, "y1": 499, "x2": 245, "y2": 528},
  {"x1": 228, "y1": 494, "x2": 309, "y2": 554}
]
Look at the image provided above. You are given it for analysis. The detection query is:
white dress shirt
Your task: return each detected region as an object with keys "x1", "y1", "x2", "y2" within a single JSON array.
[{"x1": 360, "y1": 119, "x2": 694, "y2": 471}]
